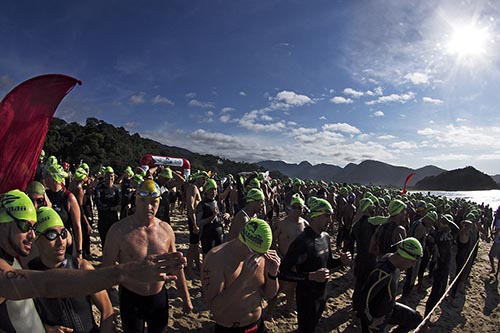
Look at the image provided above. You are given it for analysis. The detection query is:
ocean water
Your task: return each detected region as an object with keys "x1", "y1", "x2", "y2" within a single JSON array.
[{"x1": 410, "y1": 190, "x2": 500, "y2": 211}]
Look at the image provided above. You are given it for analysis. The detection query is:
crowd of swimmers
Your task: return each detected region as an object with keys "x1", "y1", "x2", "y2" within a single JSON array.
[{"x1": 1, "y1": 152, "x2": 499, "y2": 333}]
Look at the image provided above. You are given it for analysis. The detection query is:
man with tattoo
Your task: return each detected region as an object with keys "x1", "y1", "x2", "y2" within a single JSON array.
[
  {"x1": 202, "y1": 218, "x2": 280, "y2": 333},
  {"x1": 0, "y1": 189, "x2": 186, "y2": 333},
  {"x1": 103, "y1": 180, "x2": 192, "y2": 333}
]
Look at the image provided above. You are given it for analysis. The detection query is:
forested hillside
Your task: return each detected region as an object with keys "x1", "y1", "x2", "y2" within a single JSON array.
[{"x1": 44, "y1": 117, "x2": 264, "y2": 176}]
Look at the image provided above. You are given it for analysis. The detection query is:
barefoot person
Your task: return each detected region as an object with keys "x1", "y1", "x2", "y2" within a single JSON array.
[
  {"x1": 28, "y1": 206, "x2": 114, "y2": 333},
  {"x1": 202, "y1": 218, "x2": 280, "y2": 333},
  {"x1": 103, "y1": 180, "x2": 192, "y2": 333},
  {"x1": 0, "y1": 189, "x2": 185, "y2": 333}
]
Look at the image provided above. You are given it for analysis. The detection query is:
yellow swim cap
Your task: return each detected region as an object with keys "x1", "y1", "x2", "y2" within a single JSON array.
[
  {"x1": 238, "y1": 218, "x2": 273, "y2": 254},
  {"x1": 136, "y1": 180, "x2": 161, "y2": 200},
  {"x1": 0, "y1": 190, "x2": 37, "y2": 223},
  {"x1": 36, "y1": 207, "x2": 64, "y2": 234}
]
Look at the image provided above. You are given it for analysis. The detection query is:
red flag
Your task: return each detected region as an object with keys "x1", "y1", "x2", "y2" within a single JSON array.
[
  {"x1": 402, "y1": 172, "x2": 416, "y2": 195},
  {"x1": 0, "y1": 74, "x2": 81, "y2": 193}
]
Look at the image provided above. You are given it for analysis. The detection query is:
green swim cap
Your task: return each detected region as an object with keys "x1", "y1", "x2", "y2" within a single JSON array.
[
  {"x1": 25, "y1": 181, "x2": 46, "y2": 196},
  {"x1": 424, "y1": 210, "x2": 438, "y2": 223},
  {"x1": 396, "y1": 237, "x2": 423, "y2": 261},
  {"x1": 290, "y1": 193, "x2": 305, "y2": 207},
  {"x1": 0, "y1": 190, "x2": 37, "y2": 223},
  {"x1": 46, "y1": 155, "x2": 58, "y2": 166},
  {"x1": 159, "y1": 167, "x2": 172, "y2": 179},
  {"x1": 442, "y1": 214, "x2": 454, "y2": 224},
  {"x1": 81, "y1": 163, "x2": 90, "y2": 173},
  {"x1": 204, "y1": 179, "x2": 217, "y2": 191},
  {"x1": 358, "y1": 198, "x2": 374, "y2": 213},
  {"x1": 309, "y1": 197, "x2": 333, "y2": 219},
  {"x1": 36, "y1": 206, "x2": 64, "y2": 234},
  {"x1": 246, "y1": 178, "x2": 261, "y2": 190},
  {"x1": 246, "y1": 188, "x2": 265, "y2": 202},
  {"x1": 193, "y1": 171, "x2": 208, "y2": 179},
  {"x1": 238, "y1": 218, "x2": 273, "y2": 254},
  {"x1": 133, "y1": 174, "x2": 144, "y2": 183},
  {"x1": 46, "y1": 164, "x2": 68, "y2": 183},
  {"x1": 125, "y1": 166, "x2": 134, "y2": 178},
  {"x1": 388, "y1": 199, "x2": 407, "y2": 217},
  {"x1": 339, "y1": 187, "x2": 349, "y2": 196},
  {"x1": 105, "y1": 166, "x2": 114, "y2": 174},
  {"x1": 292, "y1": 178, "x2": 304, "y2": 186},
  {"x1": 435, "y1": 197, "x2": 445, "y2": 207},
  {"x1": 74, "y1": 167, "x2": 88, "y2": 181}
]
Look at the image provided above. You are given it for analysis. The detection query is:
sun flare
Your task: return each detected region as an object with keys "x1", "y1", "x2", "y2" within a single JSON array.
[{"x1": 446, "y1": 25, "x2": 490, "y2": 58}]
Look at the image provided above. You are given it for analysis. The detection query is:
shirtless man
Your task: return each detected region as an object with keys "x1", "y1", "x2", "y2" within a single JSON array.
[
  {"x1": 183, "y1": 171, "x2": 206, "y2": 276},
  {"x1": 0, "y1": 189, "x2": 185, "y2": 332},
  {"x1": 103, "y1": 180, "x2": 193, "y2": 333},
  {"x1": 202, "y1": 218, "x2": 280, "y2": 333},
  {"x1": 227, "y1": 188, "x2": 265, "y2": 240},
  {"x1": 269, "y1": 193, "x2": 308, "y2": 313}
]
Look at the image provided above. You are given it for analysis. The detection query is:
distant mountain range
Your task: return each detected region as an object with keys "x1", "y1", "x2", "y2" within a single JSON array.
[{"x1": 256, "y1": 160, "x2": 446, "y2": 187}]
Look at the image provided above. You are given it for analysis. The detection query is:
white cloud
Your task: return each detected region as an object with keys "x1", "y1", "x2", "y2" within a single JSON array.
[
  {"x1": 185, "y1": 92, "x2": 196, "y2": 98},
  {"x1": 261, "y1": 114, "x2": 273, "y2": 121},
  {"x1": 366, "y1": 90, "x2": 375, "y2": 96},
  {"x1": 373, "y1": 110, "x2": 385, "y2": 117},
  {"x1": 423, "y1": 154, "x2": 470, "y2": 162},
  {"x1": 391, "y1": 141, "x2": 417, "y2": 149},
  {"x1": 366, "y1": 92, "x2": 415, "y2": 105},
  {"x1": 422, "y1": 97, "x2": 443, "y2": 105},
  {"x1": 219, "y1": 115, "x2": 232, "y2": 123},
  {"x1": 330, "y1": 96, "x2": 353, "y2": 104},
  {"x1": 374, "y1": 87, "x2": 383, "y2": 96},
  {"x1": 291, "y1": 127, "x2": 318, "y2": 136},
  {"x1": 151, "y1": 95, "x2": 174, "y2": 105},
  {"x1": 221, "y1": 107, "x2": 235, "y2": 113},
  {"x1": 207, "y1": 111, "x2": 214, "y2": 116},
  {"x1": 378, "y1": 135, "x2": 396, "y2": 140},
  {"x1": 404, "y1": 72, "x2": 429, "y2": 85},
  {"x1": 129, "y1": 93, "x2": 146, "y2": 105},
  {"x1": 322, "y1": 123, "x2": 361, "y2": 134},
  {"x1": 188, "y1": 99, "x2": 215, "y2": 108},
  {"x1": 271, "y1": 90, "x2": 313, "y2": 110},
  {"x1": 287, "y1": 121, "x2": 297, "y2": 126},
  {"x1": 343, "y1": 88, "x2": 364, "y2": 98},
  {"x1": 417, "y1": 127, "x2": 439, "y2": 136},
  {"x1": 239, "y1": 91, "x2": 247, "y2": 96},
  {"x1": 239, "y1": 110, "x2": 287, "y2": 132},
  {"x1": 319, "y1": 116, "x2": 327, "y2": 120}
]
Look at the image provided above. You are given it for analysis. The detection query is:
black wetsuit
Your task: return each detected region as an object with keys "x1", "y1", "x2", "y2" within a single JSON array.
[
  {"x1": 46, "y1": 188, "x2": 75, "y2": 255},
  {"x1": 28, "y1": 255, "x2": 96, "y2": 333},
  {"x1": 373, "y1": 220, "x2": 399, "y2": 255},
  {"x1": 120, "y1": 177, "x2": 133, "y2": 219},
  {"x1": 425, "y1": 229, "x2": 453, "y2": 315},
  {"x1": 119, "y1": 286, "x2": 169, "y2": 333},
  {"x1": 359, "y1": 256, "x2": 422, "y2": 333},
  {"x1": 157, "y1": 187, "x2": 171, "y2": 223},
  {"x1": 351, "y1": 215, "x2": 378, "y2": 314},
  {"x1": 94, "y1": 183, "x2": 121, "y2": 246},
  {"x1": 197, "y1": 197, "x2": 224, "y2": 254},
  {"x1": 402, "y1": 218, "x2": 425, "y2": 296},
  {"x1": 451, "y1": 228, "x2": 479, "y2": 298},
  {"x1": 279, "y1": 226, "x2": 343, "y2": 333}
]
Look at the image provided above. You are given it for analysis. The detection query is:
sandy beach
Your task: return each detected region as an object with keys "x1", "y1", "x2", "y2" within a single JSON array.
[{"x1": 89, "y1": 211, "x2": 500, "y2": 332}]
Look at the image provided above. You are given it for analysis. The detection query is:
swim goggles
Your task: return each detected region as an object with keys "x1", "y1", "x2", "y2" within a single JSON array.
[
  {"x1": 137, "y1": 191, "x2": 161, "y2": 199},
  {"x1": 39, "y1": 228, "x2": 69, "y2": 241}
]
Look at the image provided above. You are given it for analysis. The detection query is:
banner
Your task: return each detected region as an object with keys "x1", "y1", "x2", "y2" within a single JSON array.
[{"x1": 0, "y1": 74, "x2": 81, "y2": 193}]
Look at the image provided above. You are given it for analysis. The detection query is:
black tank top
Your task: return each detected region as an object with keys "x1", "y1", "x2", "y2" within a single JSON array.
[{"x1": 28, "y1": 255, "x2": 96, "y2": 333}]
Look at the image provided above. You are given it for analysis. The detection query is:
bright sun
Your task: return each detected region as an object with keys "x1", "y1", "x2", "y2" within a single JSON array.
[{"x1": 446, "y1": 25, "x2": 490, "y2": 58}]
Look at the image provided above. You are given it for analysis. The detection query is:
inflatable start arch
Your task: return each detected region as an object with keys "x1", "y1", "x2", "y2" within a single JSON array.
[{"x1": 140, "y1": 154, "x2": 191, "y2": 179}]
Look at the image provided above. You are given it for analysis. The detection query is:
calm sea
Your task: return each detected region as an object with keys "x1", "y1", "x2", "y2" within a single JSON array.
[{"x1": 409, "y1": 190, "x2": 500, "y2": 211}]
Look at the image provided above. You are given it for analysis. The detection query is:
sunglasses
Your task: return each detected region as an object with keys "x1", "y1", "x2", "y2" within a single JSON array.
[
  {"x1": 38, "y1": 228, "x2": 68, "y2": 241},
  {"x1": 137, "y1": 191, "x2": 161, "y2": 199},
  {"x1": 4, "y1": 209, "x2": 37, "y2": 233}
]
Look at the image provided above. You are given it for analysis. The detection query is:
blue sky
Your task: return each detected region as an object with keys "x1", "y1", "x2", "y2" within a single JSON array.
[{"x1": 2, "y1": 1, "x2": 500, "y2": 174}]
